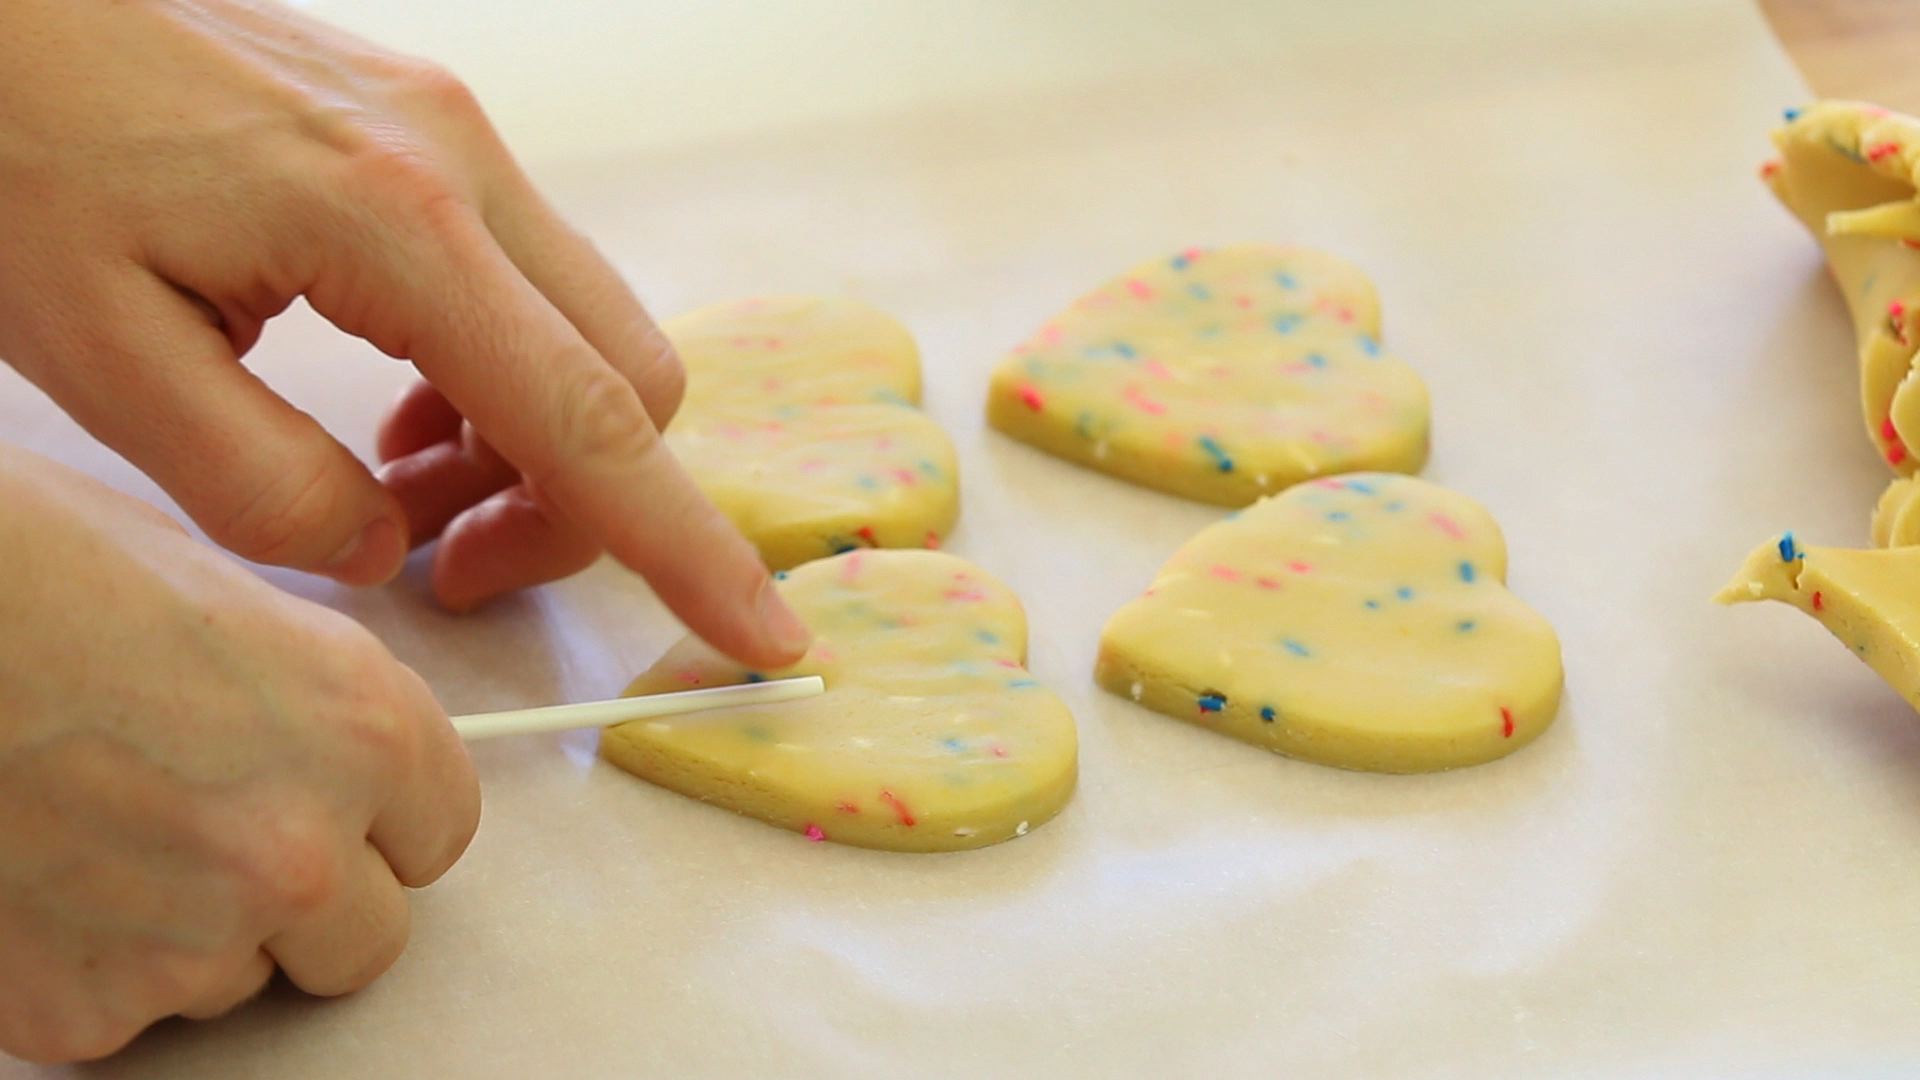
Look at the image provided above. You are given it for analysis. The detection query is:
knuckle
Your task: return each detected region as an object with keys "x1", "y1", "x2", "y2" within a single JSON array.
[
  {"x1": 541, "y1": 363, "x2": 656, "y2": 484},
  {"x1": 234, "y1": 813, "x2": 340, "y2": 918},
  {"x1": 210, "y1": 453, "x2": 343, "y2": 566},
  {"x1": 390, "y1": 57, "x2": 484, "y2": 119}
]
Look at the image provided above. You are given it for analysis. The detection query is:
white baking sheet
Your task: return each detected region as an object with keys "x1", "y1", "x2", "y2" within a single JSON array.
[{"x1": 7, "y1": 1, "x2": 1917, "y2": 1075}]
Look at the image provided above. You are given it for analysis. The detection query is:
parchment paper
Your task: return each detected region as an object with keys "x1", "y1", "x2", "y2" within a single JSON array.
[{"x1": 7, "y1": 2, "x2": 1917, "y2": 1075}]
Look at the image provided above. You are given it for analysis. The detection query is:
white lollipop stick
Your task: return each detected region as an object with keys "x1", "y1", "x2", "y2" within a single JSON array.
[{"x1": 451, "y1": 675, "x2": 825, "y2": 741}]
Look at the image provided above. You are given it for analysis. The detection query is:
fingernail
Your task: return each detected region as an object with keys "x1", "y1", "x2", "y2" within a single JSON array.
[
  {"x1": 324, "y1": 517, "x2": 406, "y2": 586},
  {"x1": 757, "y1": 577, "x2": 812, "y2": 658}
]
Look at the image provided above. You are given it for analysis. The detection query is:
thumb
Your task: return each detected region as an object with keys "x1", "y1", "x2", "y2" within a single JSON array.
[{"x1": 25, "y1": 270, "x2": 406, "y2": 584}]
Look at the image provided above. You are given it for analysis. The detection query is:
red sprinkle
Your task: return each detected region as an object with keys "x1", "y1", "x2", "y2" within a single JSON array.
[
  {"x1": 989, "y1": 743, "x2": 1010, "y2": 758},
  {"x1": 1016, "y1": 383, "x2": 1046, "y2": 412},
  {"x1": 1125, "y1": 278, "x2": 1155, "y2": 300},
  {"x1": 855, "y1": 525, "x2": 878, "y2": 545},
  {"x1": 945, "y1": 589, "x2": 988, "y2": 603},
  {"x1": 1208, "y1": 564, "x2": 1242, "y2": 582},
  {"x1": 1812, "y1": 591, "x2": 1825, "y2": 612},
  {"x1": 1905, "y1": 239, "x2": 1920, "y2": 251},
  {"x1": 1868, "y1": 141, "x2": 1902, "y2": 163},
  {"x1": 1122, "y1": 384, "x2": 1169, "y2": 416},
  {"x1": 676, "y1": 670, "x2": 703, "y2": 685},
  {"x1": 1255, "y1": 576, "x2": 1282, "y2": 590},
  {"x1": 1883, "y1": 416, "x2": 1900, "y2": 442},
  {"x1": 892, "y1": 467, "x2": 919, "y2": 486},
  {"x1": 879, "y1": 790, "x2": 917, "y2": 827},
  {"x1": 1892, "y1": 301, "x2": 1909, "y2": 346},
  {"x1": 1759, "y1": 159, "x2": 1782, "y2": 179},
  {"x1": 1286, "y1": 560, "x2": 1315, "y2": 575},
  {"x1": 924, "y1": 531, "x2": 941, "y2": 549},
  {"x1": 803, "y1": 823, "x2": 826, "y2": 842},
  {"x1": 1500, "y1": 707, "x2": 1515, "y2": 739},
  {"x1": 1892, "y1": 444, "x2": 1910, "y2": 467},
  {"x1": 835, "y1": 800, "x2": 861, "y2": 814}
]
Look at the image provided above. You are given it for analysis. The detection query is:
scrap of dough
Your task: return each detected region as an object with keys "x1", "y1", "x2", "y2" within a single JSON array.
[
  {"x1": 1764, "y1": 101, "x2": 1920, "y2": 473},
  {"x1": 665, "y1": 296, "x2": 959, "y2": 570},
  {"x1": 985, "y1": 245, "x2": 1430, "y2": 507},
  {"x1": 1095, "y1": 473, "x2": 1562, "y2": 773},
  {"x1": 601, "y1": 550, "x2": 1077, "y2": 852},
  {"x1": 1717, "y1": 534, "x2": 1920, "y2": 709}
]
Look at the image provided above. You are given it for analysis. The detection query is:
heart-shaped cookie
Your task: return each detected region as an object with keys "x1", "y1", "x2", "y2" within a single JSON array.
[
  {"x1": 602, "y1": 550, "x2": 1077, "y2": 851},
  {"x1": 1095, "y1": 473, "x2": 1562, "y2": 772},
  {"x1": 1719, "y1": 532, "x2": 1920, "y2": 709},
  {"x1": 986, "y1": 245, "x2": 1429, "y2": 506},
  {"x1": 1764, "y1": 102, "x2": 1920, "y2": 473},
  {"x1": 666, "y1": 296, "x2": 960, "y2": 570}
]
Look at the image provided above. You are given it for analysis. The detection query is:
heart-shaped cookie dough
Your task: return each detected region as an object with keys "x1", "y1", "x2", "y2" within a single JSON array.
[
  {"x1": 986, "y1": 245, "x2": 1429, "y2": 506},
  {"x1": 1095, "y1": 473, "x2": 1562, "y2": 772},
  {"x1": 666, "y1": 296, "x2": 959, "y2": 570},
  {"x1": 1764, "y1": 101, "x2": 1920, "y2": 473},
  {"x1": 602, "y1": 550, "x2": 1077, "y2": 851},
  {"x1": 1719, "y1": 533, "x2": 1920, "y2": 710}
]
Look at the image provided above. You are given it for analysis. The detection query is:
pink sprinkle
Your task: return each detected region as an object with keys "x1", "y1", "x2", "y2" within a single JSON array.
[
  {"x1": 892, "y1": 467, "x2": 919, "y2": 486},
  {"x1": 676, "y1": 670, "x2": 703, "y2": 685},
  {"x1": 1758, "y1": 160, "x2": 1782, "y2": 179},
  {"x1": 1286, "y1": 561, "x2": 1314, "y2": 575},
  {"x1": 840, "y1": 551, "x2": 865, "y2": 583},
  {"x1": 814, "y1": 646, "x2": 838, "y2": 662},
  {"x1": 764, "y1": 337, "x2": 785, "y2": 350},
  {"x1": 836, "y1": 800, "x2": 861, "y2": 814},
  {"x1": 989, "y1": 743, "x2": 1011, "y2": 758},
  {"x1": 1868, "y1": 141, "x2": 1901, "y2": 162},
  {"x1": 1122, "y1": 384, "x2": 1168, "y2": 416},
  {"x1": 1883, "y1": 416, "x2": 1899, "y2": 443},
  {"x1": 1233, "y1": 295, "x2": 1254, "y2": 310},
  {"x1": 1208, "y1": 564, "x2": 1242, "y2": 582},
  {"x1": 1017, "y1": 383, "x2": 1047, "y2": 412},
  {"x1": 1125, "y1": 278, "x2": 1155, "y2": 300},
  {"x1": 803, "y1": 823, "x2": 826, "y2": 842},
  {"x1": 814, "y1": 396, "x2": 842, "y2": 407},
  {"x1": 1181, "y1": 246, "x2": 1205, "y2": 263},
  {"x1": 1313, "y1": 478, "x2": 1346, "y2": 490},
  {"x1": 1255, "y1": 577, "x2": 1282, "y2": 590},
  {"x1": 1313, "y1": 296, "x2": 1355, "y2": 323},
  {"x1": 924, "y1": 531, "x2": 941, "y2": 549},
  {"x1": 1039, "y1": 324, "x2": 1064, "y2": 345},
  {"x1": 945, "y1": 589, "x2": 988, "y2": 603},
  {"x1": 1428, "y1": 512, "x2": 1467, "y2": 540},
  {"x1": 1144, "y1": 359, "x2": 1175, "y2": 381},
  {"x1": 992, "y1": 658, "x2": 1020, "y2": 669},
  {"x1": 798, "y1": 458, "x2": 828, "y2": 474},
  {"x1": 1308, "y1": 429, "x2": 1333, "y2": 444}
]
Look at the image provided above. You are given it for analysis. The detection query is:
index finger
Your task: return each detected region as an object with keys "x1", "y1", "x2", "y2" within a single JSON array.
[{"x1": 326, "y1": 205, "x2": 810, "y2": 668}]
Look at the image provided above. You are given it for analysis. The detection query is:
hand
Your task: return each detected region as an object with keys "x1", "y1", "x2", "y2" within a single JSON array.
[
  {"x1": 0, "y1": 446, "x2": 483, "y2": 1063},
  {"x1": 0, "y1": 0, "x2": 809, "y2": 668}
]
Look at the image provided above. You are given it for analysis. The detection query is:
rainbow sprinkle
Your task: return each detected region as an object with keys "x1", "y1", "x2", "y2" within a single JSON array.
[
  {"x1": 1197, "y1": 692, "x2": 1227, "y2": 712},
  {"x1": 1457, "y1": 561, "x2": 1477, "y2": 584},
  {"x1": 1197, "y1": 435, "x2": 1235, "y2": 472},
  {"x1": 1777, "y1": 532, "x2": 1799, "y2": 562},
  {"x1": 1259, "y1": 706, "x2": 1277, "y2": 723}
]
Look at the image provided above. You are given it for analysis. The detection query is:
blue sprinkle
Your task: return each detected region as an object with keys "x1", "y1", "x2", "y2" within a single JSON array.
[
  {"x1": 1074, "y1": 411, "x2": 1096, "y2": 439},
  {"x1": 1187, "y1": 283, "x2": 1212, "y2": 301},
  {"x1": 1306, "y1": 353, "x2": 1328, "y2": 369},
  {"x1": 773, "y1": 570, "x2": 790, "y2": 580},
  {"x1": 872, "y1": 388, "x2": 910, "y2": 406},
  {"x1": 1171, "y1": 253, "x2": 1192, "y2": 270},
  {"x1": 1395, "y1": 586, "x2": 1415, "y2": 601},
  {"x1": 1363, "y1": 599, "x2": 1382, "y2": 610},
  {"x1": 1281, "y1": 638, "x2": 1312, "y2": 658},
  {"x1": 1826, "y1": 134, "x2": 1865, "y2": 163},
  {"x1": 1382, "y1": 500, "x2": 1405, "y2": 512},
  {"x1": 831, "y1": 542, "x2": 858, "y2": 555},
  {"x1": 1345, "y1": 479, "x2": 1378, "y2": 495},
  {"x1": 918, "y1": 459, "x2": 941, "y2": 477},
  {"x1": 1457, "y1": 620, "x2": 1477, "y2": 633},
  {"x1": 1007, "y1": 678, "x2": 1040, "y2": 689},
  {"x1": 855, "y1": 474, "x2": 880, "y2": 491},
  {"x1": 1197, "y1": 435, "x2": 1235, "y2": 473},
  {"x1": 1259, "y1": 706, "x2": 1277, "y2": 723},
  {"x1": 744, "y1": 672, "x2": 766, "y2": 683},
  {"x1": 741, "y1": 725, "x2": 775, "y2": 743},
  {"x1": 975, "y1": 629, "x2": 1000, "y2": 644},
  {"x1": 1358, "y1": 335, "x2": 1381, "y2": 358},
  {"x1": 1197, "y1": 692, "x2": 1227, "y2": 713},
  {"x1": 1199, "y1": 324, "x2": 1224, "y2": 337},
  {"x1": 942, "y1": 736, "x2": 966, "y2": 752},
  {"x1": 1113, "y1": 341, "x2": 1137, "y2": 359},
  {"x1": 1784, "y1": 107, "x2": 1801, "y2": 122},
  {"x1": 1276, "y1": 271, "x2": 1300, "y2": 290},
  {"x1": 1326, "y1": 510, "x2": 1351, "y2": 522},
  {"x1": 1273, "y1": 313, "x2": 1303, "y2": 334},
  {"x1": 1777, "y1": 532, "x2": 1800, "y2": 562},
  {"x1": 1458, "y1": 561, "x2": 1478, "y2": 584}
]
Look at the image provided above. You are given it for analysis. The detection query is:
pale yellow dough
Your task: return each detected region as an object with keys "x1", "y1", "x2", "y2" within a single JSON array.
[
  {"x1": 601, "y1": 550, "x2": 1077, "y2": 852},
  {"x1": 1719, "y1": 535, "x2": 1920, "y2": 708},
  {"x1": 1765, "y1": 102, "x2": 1920, "y2": 482},
  {"x1": 666, "y1": 297, "x2": 959, "y2": 570},
  {"x1": 1095, "y1": 473, "x2": 1562, "y2": 773},
  {"x1": 986, "y1": 245, "x2": 1430, "y2": 507}
]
